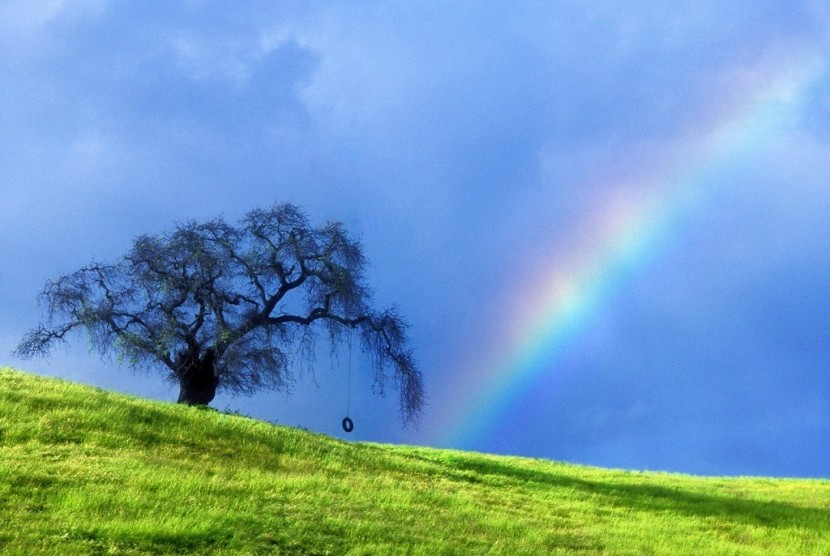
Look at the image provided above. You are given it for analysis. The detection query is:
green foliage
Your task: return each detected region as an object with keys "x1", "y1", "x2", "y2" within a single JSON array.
[{"x1": 1, "y1": 366, "x2": 828, "y2": 555}]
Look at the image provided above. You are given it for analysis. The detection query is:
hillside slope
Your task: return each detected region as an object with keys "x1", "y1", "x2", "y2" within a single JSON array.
[{"x1": 1, "y1": 366, "x2": 828, "y2": 555}]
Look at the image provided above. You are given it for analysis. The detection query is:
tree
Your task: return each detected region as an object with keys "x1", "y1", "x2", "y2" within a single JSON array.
[{"x1": 15, "y1": 203, "x2": 424, "y2": 424}]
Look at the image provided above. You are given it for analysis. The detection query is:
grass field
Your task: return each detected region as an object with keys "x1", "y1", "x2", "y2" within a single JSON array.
[{"x1": 1, "y1": 366, "x2": 828, "y2": 555}]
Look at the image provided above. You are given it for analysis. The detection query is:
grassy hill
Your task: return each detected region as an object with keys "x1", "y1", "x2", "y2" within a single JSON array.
[{"x1": 1, "y1": 366, "x2": 828, "y2": 555}]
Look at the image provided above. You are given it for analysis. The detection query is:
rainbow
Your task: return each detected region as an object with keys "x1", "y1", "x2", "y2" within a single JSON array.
[{"x1": 435, "y1": 53, "x2": 825, "y2": 450}]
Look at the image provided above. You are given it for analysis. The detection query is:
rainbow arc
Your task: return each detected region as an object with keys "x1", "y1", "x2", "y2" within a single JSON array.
[{"x1": 436, "y1": 54, "x2": 825, "y2": 450}]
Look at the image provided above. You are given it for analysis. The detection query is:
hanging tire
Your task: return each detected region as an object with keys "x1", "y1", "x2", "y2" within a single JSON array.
[{"x1": 342, "y1": 417, "x2": 354, "y2": 433}]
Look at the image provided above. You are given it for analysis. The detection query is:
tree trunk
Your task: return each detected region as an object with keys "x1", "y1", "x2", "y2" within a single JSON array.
[{"x1": 175, "y1": 348, "x2": 219, "y2": 405}]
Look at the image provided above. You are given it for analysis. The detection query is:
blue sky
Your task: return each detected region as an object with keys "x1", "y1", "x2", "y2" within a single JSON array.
[{"x1": 2, "y1": 1, "x2": 830, "y2": 478}]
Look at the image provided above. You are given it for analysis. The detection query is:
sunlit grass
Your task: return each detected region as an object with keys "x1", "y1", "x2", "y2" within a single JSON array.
[{"x1": 1, "y1": 366, "x2": 828, "y2": 555}]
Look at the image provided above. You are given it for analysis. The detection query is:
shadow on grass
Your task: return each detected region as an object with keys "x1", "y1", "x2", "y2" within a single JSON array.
[{"x1": 452, "y1": 456, "x2": 828, "y2": 531}]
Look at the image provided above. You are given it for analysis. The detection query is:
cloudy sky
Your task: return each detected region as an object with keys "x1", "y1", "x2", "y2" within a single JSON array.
[{"x1": 3, "y1": 1, "x2": 830, "y2": 478}]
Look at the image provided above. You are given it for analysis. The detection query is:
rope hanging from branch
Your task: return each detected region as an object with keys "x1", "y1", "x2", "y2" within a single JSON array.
[{"x1": 341, "y1": 333, "x2": 354, "y2": 434}]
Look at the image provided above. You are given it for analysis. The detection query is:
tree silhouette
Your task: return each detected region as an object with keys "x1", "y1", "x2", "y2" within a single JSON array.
[{"x1": 15, "y1": 203, "x2": 423, "y2": 424}]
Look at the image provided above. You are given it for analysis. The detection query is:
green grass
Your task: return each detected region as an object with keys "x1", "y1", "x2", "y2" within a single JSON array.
[{"x1": 1, "y1": 366, "x2": 828, "y2": 555}]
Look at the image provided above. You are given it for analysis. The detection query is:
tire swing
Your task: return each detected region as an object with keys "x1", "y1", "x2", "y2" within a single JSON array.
[{"x1": 341, "y1": 335, "x2": 355, "y2": 434}]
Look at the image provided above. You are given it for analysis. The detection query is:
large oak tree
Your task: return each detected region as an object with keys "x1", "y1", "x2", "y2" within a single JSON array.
[{"x1": 15, "y1": 203, "x2": 423, "y2": 424}]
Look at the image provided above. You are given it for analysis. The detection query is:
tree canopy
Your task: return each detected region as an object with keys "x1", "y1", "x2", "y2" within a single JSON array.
[{"x1": 16, "y1": 203, "x2": 424, "y2": 424}]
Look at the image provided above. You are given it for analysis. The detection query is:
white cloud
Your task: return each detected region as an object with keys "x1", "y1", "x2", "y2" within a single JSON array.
[
  {"x1": 0, "y1": 0, "x2": 66, "y2": 33},
  {"x1": 171, "y1": 33, "x2": 252, "y2": 85},
  {"x1": 0, "y1": 0, "x2": 105, "y2": 37},
  {"x1": 292, "y1": 10, "x2": 429, "y2": 137}
]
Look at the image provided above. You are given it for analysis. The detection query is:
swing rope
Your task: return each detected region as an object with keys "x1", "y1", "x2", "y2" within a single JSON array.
[
  {"x1": 341, "y1": 332, "x2": 354, "y2": 433},
  {"x1": 346, "y1": 335, "x2": 352, "y2": 417}
]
